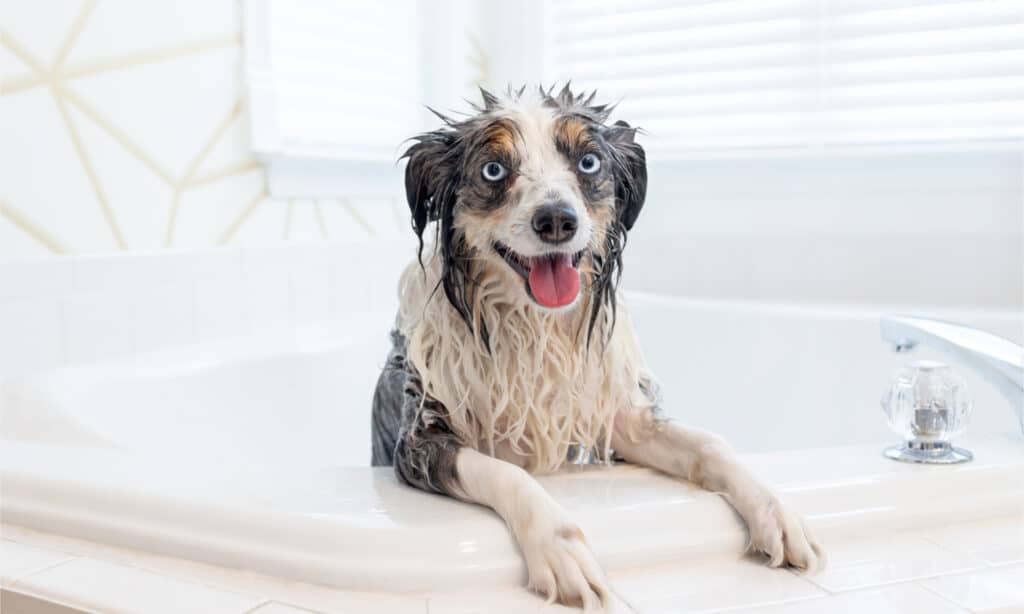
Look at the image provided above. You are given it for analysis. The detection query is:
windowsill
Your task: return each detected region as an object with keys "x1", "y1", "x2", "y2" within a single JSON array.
[
  {"x1": 262, "y1": 154, "x2": 403, "y2": 199},
  {"x1": 641, "y1": 140, "x2": 1024, "y2": 162}
]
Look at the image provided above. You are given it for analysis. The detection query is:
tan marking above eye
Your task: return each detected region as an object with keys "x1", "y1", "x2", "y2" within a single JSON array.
[
  {"x1": 554, "y1": 117, "x2": 591, "y2": 153},
  {"x1": 481, "y1": 121, "x2": 519, "y2": 160}
]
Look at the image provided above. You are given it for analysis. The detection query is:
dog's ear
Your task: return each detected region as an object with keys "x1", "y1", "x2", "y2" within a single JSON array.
[
  {"x1": 403, "y1": 131, "x2": 458, "y2": 240},
  {"x1": 606, "y1": 120, "x2": 647, "y2": 231}
]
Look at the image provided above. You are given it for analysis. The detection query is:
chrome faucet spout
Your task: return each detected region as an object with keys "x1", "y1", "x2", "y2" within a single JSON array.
[{"x1": 880, "y1": 315, "x2": 1024, "y2": 436}]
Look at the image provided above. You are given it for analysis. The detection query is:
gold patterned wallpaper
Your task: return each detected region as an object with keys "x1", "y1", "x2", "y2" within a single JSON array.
[{"x1": 0, "y1": 0, "x2": 402, "y2": 261}]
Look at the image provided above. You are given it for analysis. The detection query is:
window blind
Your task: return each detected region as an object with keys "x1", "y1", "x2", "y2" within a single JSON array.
[
  {"x1": 248, "y1": 0, "x2": 419, "y2": 161},
  {"x1": 545, "y1": 0, "x2": 1024, "y2": 154}
]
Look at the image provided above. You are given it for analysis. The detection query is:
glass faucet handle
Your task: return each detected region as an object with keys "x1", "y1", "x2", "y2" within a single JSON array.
[{"x1": 881, "y1": 359, "x2": 974, "y2": 463}]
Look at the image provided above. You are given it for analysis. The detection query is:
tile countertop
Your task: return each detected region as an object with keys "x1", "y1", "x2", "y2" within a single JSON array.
[{"x1": 2, "y1": 513, "x2": 1023, "y2": 614}]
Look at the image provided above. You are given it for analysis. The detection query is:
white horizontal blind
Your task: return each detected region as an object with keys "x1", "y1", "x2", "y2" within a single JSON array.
[
  {"x1": 249, "y1": 0, "x2": 419, "y2": 161},
  {"x1": 545, "y1": 0, "x2": 1024, "y2": 154}
]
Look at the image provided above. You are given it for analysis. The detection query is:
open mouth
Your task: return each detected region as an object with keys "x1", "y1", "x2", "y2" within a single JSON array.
[{"x1": 494, "y1": 242, "x2": 584, "y2": 308}]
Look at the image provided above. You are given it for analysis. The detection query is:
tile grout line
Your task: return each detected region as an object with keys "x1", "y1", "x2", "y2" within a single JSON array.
[
  {"x1": 185, "y1": 159, "x2": 262, "y2": 189},
  {"x1": 912, "y1": 576, "x2": 974, "y2": 612},
  {"x1": 60, "y1": 35, "x2": 240, "y2": 82},
  {"x1": 916, "y1": 532, "x2": 997, "y2": 569},
  {"x1": 238, "y1": 598, "x2": 272, "y2": 614},
  {"x1": 219, "y1": 180, "x2": 270, "y2": 245},
  {"x1": 165, "y1": 99, "x2": 246, "y2": 246},
  {"x1": 0, "y1": 201, "x2": 68, "y2": 254},
  {"x1": 52, "y1": 88, "x2": 128, "y2": 249},
  {"x1": 1, "y1": 30, "x2": 48, "y2": 74},
  {"x1": 50, "y1": 0, "x2": 97, "y2": 72},
  {"x1": 2, "y1": 584, "x2": 101, "y2": 614},
  {"x1": 58, "y1": 84, "x2": 178, "y2": 188},
  {"x1": 7, "y1": 555, "x2": 79, "y2": 588},
  {"x1": 313, "y1": 199, "x2": 329, "y2": 240},
  {"x1": 341, "y1": 198, "x2": 375, "y2": 236},
  {"x1": 784, "y1": 567, "x2": 835, "y2": 596}
]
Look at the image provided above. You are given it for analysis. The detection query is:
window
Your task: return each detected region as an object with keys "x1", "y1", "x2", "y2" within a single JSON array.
[
  {"x1": 244, "y1": 0, "x2": 423, "y2": 197},
  {"x1": 544, "y1": 0, "x2": 1024, "y2": 155}
]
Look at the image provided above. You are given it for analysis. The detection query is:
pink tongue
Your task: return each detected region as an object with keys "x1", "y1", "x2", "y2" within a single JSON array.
[{"x1": 528, "y1": 254, "x2": 580, "y2": 308}]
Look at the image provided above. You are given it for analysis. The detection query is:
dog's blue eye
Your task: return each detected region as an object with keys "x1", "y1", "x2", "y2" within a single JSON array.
[
  {"x1": 578, "y1": 153, "x2": 600, "y2": 174},
  {"x1": 481, "y1": 161, "x2": 507, "y2": 182}
]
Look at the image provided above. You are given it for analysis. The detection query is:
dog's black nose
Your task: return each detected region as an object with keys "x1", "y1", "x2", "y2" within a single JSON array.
[{"x1": 531, "y1": 203, "x2": 578, "y2": 244}]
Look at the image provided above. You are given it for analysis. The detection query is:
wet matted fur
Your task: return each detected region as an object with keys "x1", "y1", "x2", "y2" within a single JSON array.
[{"x1": 370, "y1": 85, "x2": 824, "y2": 611}]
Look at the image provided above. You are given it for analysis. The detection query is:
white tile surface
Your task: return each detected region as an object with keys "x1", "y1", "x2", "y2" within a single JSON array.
[
  {"x1": 65, "y1": 290, "x2": 136, "y2": 362},
  {"x1": 805, "y1": 533, "x2": 986, "y2": 593},
  {"x1": 1, "y1": 89, "x2": 120, "y2": 253},
  {"x1": 290, "y1": 247, "x2": 330, "y2": 324},
  {"x1": 228, "y1": 198, "x2": 287, "y2": 247},
  {"x1": 733, "y1": 583, "x2": 968, "y2": 613},
  {"x1": 133, "y1": 283, "x2": 195, "y2": 352},
  {"x1": 242, "y1": 247, "x2": 293, "y2": 330},
  {"x1": 919, "y1": 565, "x2": 1024, "y2": 614},
  {"x1": 0, "y1": 526, "x2": 427, "y2": 614},
  {"x1": 67, "y1": 0, "x2": 239, "y2": 65},
  {"x1": 68, "y1": 103, "x2": 175, "y2": 250},
  {"x1": 249, "y1": 602, "x2": 317, "y2": 614},
  {"x1": 0, "y1": 588, "x2": 91, "y2": 614},
  {"x1": 13, "y1": 558, "x2": 265, "y2": 614},
  {"x1": 922, "y1": 516, "x2": 1024, "y2": 567},
  {"x1": 0, "y1": 213, "x2": 55, "y2": 261},
  {"x1": 1, "y1": 0, "x2": 83, "y2": 67},
  {"x1": 0, "y1": 540, "x2": 73, "y2": 586},
  {"x1": 65, "y1": 46, "x2": 241, "y2": 181},
  {"x1": 174, "y1": 169, "x2": 265, "y2": 248},
  {"x1": 609, "y1": 556, "x2": 825, "y2": 613},
  {"x1": 193, "y1": 277, "x2": 250, "y2": 339},
  {"x1": 427, "y1": 588, "x2": 583, "y2": 614},
  {"x1": 0, "y1": 297, "x2": 64, "y2": 375},
  {"x1": 0, "y1": 259, "x2": 72, "y2": 299},
  {"x1": 72, "y1": 252, "x2": 161, "y2": 291},
  {"x1": 274, "y1": 587, "x2": 426, "y2": 614}
]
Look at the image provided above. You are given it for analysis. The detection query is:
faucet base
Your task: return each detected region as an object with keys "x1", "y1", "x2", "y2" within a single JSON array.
[{"x1": 884, "y1": 440, "x2": 973, "y2": 464}]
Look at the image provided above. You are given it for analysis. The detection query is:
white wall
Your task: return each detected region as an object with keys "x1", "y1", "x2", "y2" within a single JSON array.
[
  {"x1": 1, "y1": 0, "x2": 404, "y2": 260},
  {"x1": 2, "y1": 2, "x2": 1020, "y2": 337},
  {"x1": 625, "y1": 151, "x2": 1023, "y2": 308},
  {"x1": 0, "y1": 242, "x2": 412, "y2": 379}
]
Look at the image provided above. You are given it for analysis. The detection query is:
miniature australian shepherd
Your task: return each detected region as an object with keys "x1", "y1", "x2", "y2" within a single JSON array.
[{"x1": 371, "y1": 85, "x2": 824, "y2": 611}]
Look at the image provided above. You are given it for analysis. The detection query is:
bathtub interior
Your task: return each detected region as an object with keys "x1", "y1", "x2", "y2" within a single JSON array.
[
  {"x1": 628, "y1": 296, "x2": 1023, "y2": 454},
  {"x1": 3, "y1": 294, "x2": 1020, "y2": 469}
]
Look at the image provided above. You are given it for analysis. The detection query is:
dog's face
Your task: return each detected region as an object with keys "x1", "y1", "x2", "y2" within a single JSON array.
[{"x1": 404, "y1": 86, "x2": 646, "y2": 334}]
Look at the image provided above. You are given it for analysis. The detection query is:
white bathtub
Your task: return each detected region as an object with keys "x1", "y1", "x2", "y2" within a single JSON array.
[{"x1": 2, "y1": 295, "x2": 1022, "y2": 594}]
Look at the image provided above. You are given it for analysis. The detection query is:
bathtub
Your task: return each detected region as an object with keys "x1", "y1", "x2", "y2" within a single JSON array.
[{"x1": 2, "y1": 294, "x2": 1022, "y2": 595}]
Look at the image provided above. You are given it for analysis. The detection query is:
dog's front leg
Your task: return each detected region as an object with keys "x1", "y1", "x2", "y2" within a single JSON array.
[
  {"x1": 612, "y1": 408, "x2": 825, "y2": 571},
  {"x1": 394, "y1": 414, "x2": 611, "y2": 609},
  {"x1": 456, "y1": 448, "x2": 612, "y2": 610}
]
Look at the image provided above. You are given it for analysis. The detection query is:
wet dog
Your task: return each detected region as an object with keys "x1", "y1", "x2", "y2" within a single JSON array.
[{"x1": 371, "y1": 85, "x2": 823, "y2": 610}]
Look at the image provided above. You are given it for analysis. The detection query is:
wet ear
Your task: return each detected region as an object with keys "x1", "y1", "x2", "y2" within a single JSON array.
[
  {"x1": 403, "y1": 132, "x2": 457, "y2": 240},
  {"x1": 606, "y1": 120, "x2": 647, "y2": 231}
]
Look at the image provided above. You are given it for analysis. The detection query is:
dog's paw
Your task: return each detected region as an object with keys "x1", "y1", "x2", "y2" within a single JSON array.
[
  {"x1": 520, "y1": 522, "x2": 611, "y2": 612},
  {"x1": 746, "y1": 492, "x2": 825, "y2": 573}
]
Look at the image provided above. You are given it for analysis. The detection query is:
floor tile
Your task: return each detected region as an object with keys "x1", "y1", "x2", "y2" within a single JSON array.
[
  {"x1": 732, "y1": 583, "x2": 967, "y2": 613},
  {"x1": 919, "y1": 565, "x2": 1024, "y2": 613},
  {"x1": 249, "y1": 602, "x2": 319, "y2": 614},
  {"x1": 0, "y1": 525, "x2": 427, "y2": 614},
  {"x1": 0, "y1": 588, "x2": 90, "y2": 614},
  {"x1": 0, "y1": 540, "x2": 73, "y2": 586},
  {"x1": 427, "y1": 588, "x2": 582, "y2": 613},
  {"x1": 922, "y1": 515, "x2": 1024, "y2": 567},
  {"x1": 609, "y1": 556, "x2": 824, "y2": 613},
  {"x1": 12, "y1": 558, "x2": 265, "y2": 614},
  {"x1": 805, "y1": 533, "x2": 986, "y2": 592}
]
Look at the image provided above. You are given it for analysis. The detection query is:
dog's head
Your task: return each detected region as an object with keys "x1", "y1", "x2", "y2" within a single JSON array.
[{"x1": 403, "y1": 85, "x2": 646, "y2": 342}]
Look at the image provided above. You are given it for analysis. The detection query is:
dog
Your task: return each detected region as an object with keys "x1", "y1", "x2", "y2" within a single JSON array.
[{"x1": 371, "y1": 85, "x2": 824, "y2": 610}]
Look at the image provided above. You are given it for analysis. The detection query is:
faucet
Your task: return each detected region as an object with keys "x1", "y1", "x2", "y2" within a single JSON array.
[{"x1": 881, "y1": 315, "x2": 1024, "y2": 436}]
